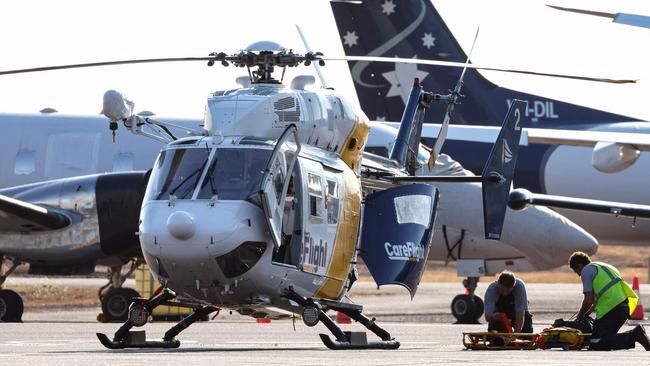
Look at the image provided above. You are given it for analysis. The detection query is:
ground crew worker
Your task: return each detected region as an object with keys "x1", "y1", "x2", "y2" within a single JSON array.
[
  {"x1": 569, "y1": 251, "x2": 650, "y2": 351},
  {"x1": 484, "y1": 270, "x2": 533, "y2": 333}
]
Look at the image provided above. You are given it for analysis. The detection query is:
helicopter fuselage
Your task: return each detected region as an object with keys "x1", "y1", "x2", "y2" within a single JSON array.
[{"x1": 139, "y1": 82, "x2": 370, "y2": 316}]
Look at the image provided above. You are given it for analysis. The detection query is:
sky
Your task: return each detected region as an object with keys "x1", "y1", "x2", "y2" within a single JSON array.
[{"x1": 0, "y1": 0, "x2": 649, "y2": 121}]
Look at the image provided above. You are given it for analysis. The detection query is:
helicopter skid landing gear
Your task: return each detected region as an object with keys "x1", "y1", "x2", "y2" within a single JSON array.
[
  {"x1": 284, "y1": 288, "x2": 400, "y2": 350},
  {"x1": 96, "y1": 288, "x2": 218, "y2": 349}
]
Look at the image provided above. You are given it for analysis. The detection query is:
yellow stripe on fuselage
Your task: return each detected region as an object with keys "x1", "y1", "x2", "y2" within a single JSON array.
[
  {"x1": 315, "y1": 113, "x2": 369, "y2": 300},
  {"x1": 315, "y1": 167, "x2": 361, "y2": 299},
  {"x1": 339, "y1": 113, "x2": 370, "y2": 175}
]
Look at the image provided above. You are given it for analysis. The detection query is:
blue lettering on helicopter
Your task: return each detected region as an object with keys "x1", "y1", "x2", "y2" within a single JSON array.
[
  {"x1": 507, "y1": 99, "x2": 559, "y2": 123},
  {"x1": 302, "y1": 232, "x2": 328, "y2": 269},
  {"x1": 384, "y1": 241, "x2": 426, "y2": 262}
]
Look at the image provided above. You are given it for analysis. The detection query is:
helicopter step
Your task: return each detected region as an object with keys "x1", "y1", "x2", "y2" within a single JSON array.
[
  {"x1": 283, "y1": 287, "x2": 400, "y2": 350},
  {"x1": 96, "y1": 287, "x2": 218, "y2": 349}
]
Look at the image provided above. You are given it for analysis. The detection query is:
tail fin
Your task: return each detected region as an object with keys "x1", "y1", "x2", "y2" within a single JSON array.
[
  {"x1": 389, "y1": 78, "x2": 426, "y2": 175},
  {"x1": 330, "y1": 0, "x2": 636, "y2": 126},
  {"x1": 482, "y1": 100, "x2": 526, "y2": 240}
]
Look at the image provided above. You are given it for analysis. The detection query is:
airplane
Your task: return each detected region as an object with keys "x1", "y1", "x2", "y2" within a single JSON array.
[
  {"x1": 0, "y1": 59, "x2": 599, "y2": 325},
  {"x1": 0, "y1": 109, "x2": 597, "y2": 324},
  {"x1": 329, "y1": 0, "x2": 650, "y2": 248},
  {"x1": 0, "y1": 42, "x2": 558, "y2": 348}
]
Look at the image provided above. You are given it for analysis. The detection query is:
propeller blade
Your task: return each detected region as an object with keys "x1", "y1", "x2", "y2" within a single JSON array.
[
  {"x1": 324, "y1": 56, "x2": 637, "y2": 84},
  {"x1": 0, "y1": 57, "x2": 213, "y2": 76}
]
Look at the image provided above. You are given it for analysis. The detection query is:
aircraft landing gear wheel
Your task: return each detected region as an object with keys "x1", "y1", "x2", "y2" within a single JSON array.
[
  {"x1": 451, "y1": 294, "x2": 482, "y2": 324},
  {"x1": 101, "y1": 288, "x2": 140, "y2": 322},
  {"x1": 0, "y1": 289, "x2": 24, "y2": 322},
  {"x1": 472, "y1": 296, "x2": 484, "y2": 320}
]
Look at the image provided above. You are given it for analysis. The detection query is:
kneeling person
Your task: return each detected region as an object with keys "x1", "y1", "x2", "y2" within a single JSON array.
[{"x1": 484, "y1": 271, "x2": 533, "y2": 333}]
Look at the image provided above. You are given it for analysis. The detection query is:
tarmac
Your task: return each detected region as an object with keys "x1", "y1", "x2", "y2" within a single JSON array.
[{"x1": 2, "y1": 281, "x2": 650, "y2": 365}]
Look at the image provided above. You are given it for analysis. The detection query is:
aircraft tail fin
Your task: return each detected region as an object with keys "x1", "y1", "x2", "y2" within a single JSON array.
[
  {"x1": 481, "y1": 100, "x2": 526, "y2": 240},
  {"x1": 330, "y1": 0, "x2": 637, "y2": 126},
  {"x1": 389, "y1": 78, "x2": 427, "y2": 175}
]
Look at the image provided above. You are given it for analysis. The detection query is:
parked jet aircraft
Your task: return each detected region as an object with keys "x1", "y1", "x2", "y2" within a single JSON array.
[
  {"x1": 330, "y1": 0, "x2": 650, "y2": 246},
  {"x1": 0, "y1": 44, "x2": 535, "y2": 347},
  {"x1": 0, "y1": 111, "x2": 595, "y2": 324}
]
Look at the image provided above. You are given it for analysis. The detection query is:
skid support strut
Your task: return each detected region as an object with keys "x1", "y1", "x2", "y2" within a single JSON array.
[
  {"x1": 283, "y1": 287, "x2": 399, "y2": 350},
  {"x1": 96, "y1": 288, "x2": 218, "y2": 349}
]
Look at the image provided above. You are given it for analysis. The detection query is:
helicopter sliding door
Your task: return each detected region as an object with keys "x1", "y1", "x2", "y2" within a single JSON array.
[
  {"x1": 360, "y1": 184, "x2": 439, "y2": 298},
  {"x1": 260, "y1": 124, "x2": 301, "y2": 249}
]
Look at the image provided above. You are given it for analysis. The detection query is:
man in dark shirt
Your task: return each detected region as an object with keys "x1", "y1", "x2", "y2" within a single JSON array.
[{"x1": 483, "y1": 270, "x2": 533, "y2": 333}]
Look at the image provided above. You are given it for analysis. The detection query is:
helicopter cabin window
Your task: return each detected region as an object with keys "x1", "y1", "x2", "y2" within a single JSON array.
[
  {"x1": 308, "y1": 172, "x2": 324, "y2": 222},
  {"x1": 196, "y1": 148, "x2": 271, "y2": 200},
  {"x1": 326, "y1": 179, "x2": 340, "y2": 225},
  {"x1": 145, "y1": 147, "x2": 211, "y2": 201}
]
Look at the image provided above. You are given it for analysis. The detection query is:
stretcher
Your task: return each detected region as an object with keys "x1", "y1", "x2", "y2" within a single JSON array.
[{"x1": 463, "y1": 327, "x2": 591, "y2": 350}]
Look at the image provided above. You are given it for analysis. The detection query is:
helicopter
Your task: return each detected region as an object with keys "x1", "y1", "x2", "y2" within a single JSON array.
[
  {"x1": 86, "y1": 43, "x2": 526, "y2": 350},
  {"x1": 0, "y1": 39, "x2": 632, "y2": 348}
]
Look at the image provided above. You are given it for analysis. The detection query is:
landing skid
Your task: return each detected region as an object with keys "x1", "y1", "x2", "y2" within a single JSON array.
[
  {"x1": 284, "y1": 288, "x2": 400, "y2": 350},
  {"x1": 96, "y1": 332, "x2": 180, "y2": 349},
  {"x1": 96, "y1": 287, "x2": 218, "y2": 350}
]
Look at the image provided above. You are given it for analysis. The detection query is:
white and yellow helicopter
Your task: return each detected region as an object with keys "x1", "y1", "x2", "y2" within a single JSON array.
[{"x1": 0, "y1": 41, "x2": 636, "y2": 350}]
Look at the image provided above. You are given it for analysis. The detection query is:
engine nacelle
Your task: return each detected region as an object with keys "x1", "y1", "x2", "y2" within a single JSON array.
[
  {"x1": 0, "y1": 172, "x2": 148, "y2": 265},
  {"x1": 592, "y1": 141, "x2": 640, "y2": 173}
]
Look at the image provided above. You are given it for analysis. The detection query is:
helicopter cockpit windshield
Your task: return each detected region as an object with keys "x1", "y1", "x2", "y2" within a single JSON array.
[{"x1": 145, "y1": 145, "x2": 272, "y2": 202}]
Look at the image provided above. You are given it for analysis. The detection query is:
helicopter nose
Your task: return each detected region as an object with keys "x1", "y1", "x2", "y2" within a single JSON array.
[
  {"x1": 166, "y1": 210, "x2": 196, "y2": 240},
  {"x1": 501, "y1": 206, "x2": 598, "y2": 269}
]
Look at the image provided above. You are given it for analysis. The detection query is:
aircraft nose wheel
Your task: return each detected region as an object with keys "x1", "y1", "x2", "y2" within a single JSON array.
[
  {"x1": 451, "y1": 294, "x2": 483, "y2": 324},
  {"x1": 0, "y1": 289, "x2": 24, "y2": 322},
  {"x1": 101, "y1": 288, "x2": 141, "y2": 322}
]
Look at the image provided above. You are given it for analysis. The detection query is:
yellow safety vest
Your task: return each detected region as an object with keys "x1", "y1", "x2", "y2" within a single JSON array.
[{"x1": 591, "y1": 262, "x2": 638, "y2": 319}]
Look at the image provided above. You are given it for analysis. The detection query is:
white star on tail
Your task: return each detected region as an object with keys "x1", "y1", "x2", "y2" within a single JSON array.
[
  {"x1": 382, "y1": 0, "x2": 396, "y2": 16},
  {"x1": 343, "y1": 31, "x2": 359, "y2": 48},
  {"x1": 422, "y1": 33, "x2": 436, "y2": 49},
  {"x1": 381, "y1": 60, "x2": 429, "y2": 104}
]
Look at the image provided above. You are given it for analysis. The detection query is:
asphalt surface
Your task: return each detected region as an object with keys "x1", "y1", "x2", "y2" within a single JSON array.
[{"x1": 3, "y1": 281, "x2": 650, "y2": 365}]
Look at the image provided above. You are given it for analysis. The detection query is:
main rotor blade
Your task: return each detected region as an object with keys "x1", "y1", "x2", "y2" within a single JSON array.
[
  {"x1": 0, "y1": 57, "x2": 213, "y2": 76},
  {"x1": 428, "y1": 27, "x2": 480, "y2": 171},
  {"x1": 325, "y1": 56, "x2": 637, "y2": 84}
]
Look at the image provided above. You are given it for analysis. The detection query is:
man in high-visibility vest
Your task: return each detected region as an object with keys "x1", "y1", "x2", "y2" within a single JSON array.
[{"x1": 569, "y1": 251, "x2": 650, "y2": 351}]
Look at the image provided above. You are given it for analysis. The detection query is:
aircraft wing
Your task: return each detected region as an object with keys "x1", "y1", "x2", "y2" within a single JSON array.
[
  {"x1": 0, "y1": 194, "x2": 72, "y2": 232},
  {"x1": 523, "y1": 128, "x2": 650, "y2": 150},
  {"x1": 378, "y1": 122, "x2": 650, "y2": 151}
]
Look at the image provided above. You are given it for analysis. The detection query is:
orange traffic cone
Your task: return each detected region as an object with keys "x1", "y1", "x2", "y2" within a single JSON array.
[
  {"x1": 336, "y1": 312, "x2": 351, "y2": 324},
  {"x1": 256, "y1": 317, "x2": 271, "y2": 324},
  {"x1": 631, "y1": 276, "x2": 645, "y2": 320}
]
